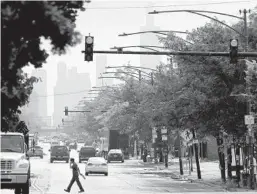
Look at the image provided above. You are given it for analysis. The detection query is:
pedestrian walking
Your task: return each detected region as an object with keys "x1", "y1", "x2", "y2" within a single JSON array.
[{"x1": 64, "y1": 158, "x2": 84, "y2": 193}]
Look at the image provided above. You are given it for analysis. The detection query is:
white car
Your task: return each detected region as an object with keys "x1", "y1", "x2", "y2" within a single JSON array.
[{"x1": 85, "y1": 157, "x2": 108, "y2": 176}]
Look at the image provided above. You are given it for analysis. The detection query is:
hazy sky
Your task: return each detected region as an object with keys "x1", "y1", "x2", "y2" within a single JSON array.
[{"x1": 23, "y1": 0, "x2": 257, "y2": 116}]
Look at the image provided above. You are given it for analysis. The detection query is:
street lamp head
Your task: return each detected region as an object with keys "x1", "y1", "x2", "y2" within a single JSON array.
[
  {"x1": 118, "y1": 33, "x2": 127, "y2": 37},
  {"x1": 148, "y1": 10, "x2": 159, "y2": 14}
]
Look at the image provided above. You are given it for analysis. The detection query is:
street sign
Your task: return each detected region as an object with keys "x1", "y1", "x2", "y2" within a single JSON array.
[
  {"x1": 162, "y1": 135, "x2": 167, "y2": 141},
  {"x1": 245, "y1": 115, "x2": 254, "y2": 125},
  {"x1": 161, "y1": 127, "x2": 167, "y2": 134}
]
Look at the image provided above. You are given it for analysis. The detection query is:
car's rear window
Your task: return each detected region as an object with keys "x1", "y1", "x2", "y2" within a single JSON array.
[
  {"x1": 52, "y1": 146, "x2": 68, "y2": 152},
  {"x1": 109, "y1": 149, "x2": 122, "y2": 154},
  {"x1": 88, "y1": 157, "x2": 105, "y2": 163},
  {"x1": 81, "y1": 147, "x2": 95, "y2": 152}
]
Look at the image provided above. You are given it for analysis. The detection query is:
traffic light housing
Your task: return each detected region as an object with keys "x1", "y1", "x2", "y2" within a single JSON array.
[
  {"x1": 65, "y1": 106, "x2": 68, "y2": 116},
  {"x1": 84, "y1": 36, "x2": 94, "y2": 62},
  {"x1": 229, "y1": 39, "x2": 238, "y2": 64}
]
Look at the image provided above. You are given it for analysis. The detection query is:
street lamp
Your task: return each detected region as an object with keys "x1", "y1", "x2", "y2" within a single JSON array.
[
  {"x1": 106, "y1": 66, "x2": 156, "y2": 85},
  {"x1": 148, "y1": 9, "x2": 249, "y2": 50},
  {"x1": 118, "y1": 30, "x2": 190, "y2": 37},
  {"x1": 111, "y1": 45, "x2": 167, "y2": 53}
]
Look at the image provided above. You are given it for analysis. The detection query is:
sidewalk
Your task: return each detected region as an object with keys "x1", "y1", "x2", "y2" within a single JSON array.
[{"x1": 136, "y1": 157, "x2": 256, "y2": 192}]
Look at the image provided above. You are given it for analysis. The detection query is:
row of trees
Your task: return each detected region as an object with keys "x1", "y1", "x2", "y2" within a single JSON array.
[
  {"x1": 75, "y1": 6, "x2": 257, "y2": 183},
  {"x1": 1, "y1": 1, "x2": 86, "y2": 131}
]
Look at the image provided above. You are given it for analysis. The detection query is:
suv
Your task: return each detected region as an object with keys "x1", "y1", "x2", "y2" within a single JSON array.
[
  {"x1": 50, "y1": 146, "x2": 70, "y2": 163},
  {"x1": 1, "y1": 132, "x2": 31, "y2": 194},
  {"x1": 107, "y1": 149, "x2": 124, "y2": 163},
  {"x1": 79, "y1": 146, "x2": 96, "y2": 163}
]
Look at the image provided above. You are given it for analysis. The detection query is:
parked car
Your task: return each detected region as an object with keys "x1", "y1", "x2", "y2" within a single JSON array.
[
  {"x1": 50, "y1": 145, "x2": 70, "y2": 163},
  {"x1": 85, "y1": 157, "x2": 108, "y2": 176},
  {"x1": 27, "y1": 146, "x2": 44, "y2": 158},
  {"x1": 107, "y1": 149, "x2": 124, "y2": 163},
  {"x1": 79, "y1": 146, "x2": 96, "y2": 163}
]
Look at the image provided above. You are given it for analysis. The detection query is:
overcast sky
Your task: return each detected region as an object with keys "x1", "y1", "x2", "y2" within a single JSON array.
[{"x1": 23, "y1": 0, "x2": 257, "y2": 116}]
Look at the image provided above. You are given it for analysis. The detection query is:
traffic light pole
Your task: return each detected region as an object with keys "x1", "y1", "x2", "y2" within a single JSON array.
[{"x1": 83, "y1": 50, "x2": 257, "y2": 57}]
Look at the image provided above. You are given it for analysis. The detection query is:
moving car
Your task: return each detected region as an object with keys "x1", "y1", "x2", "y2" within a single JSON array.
[
  {"x1": 79, "y1": 146, "x2": 96, "y2": 163},
  {"x1": 27, "y1": 145, "x2": 44, "y2": 158},
  {"x1": 50, "y1": 145, "x2": 70, "y2": 163},
  {"x1": 85, "y1": 157, "x2": 108, "y2": 176},
  {"x1": 107, "y1": 149, "x2": 124, "y2": 163}
]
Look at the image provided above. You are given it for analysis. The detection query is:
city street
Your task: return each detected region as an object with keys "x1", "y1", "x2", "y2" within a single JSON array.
[{"x1": 2, "y1": 143, "x2": 231, "y2": 194}]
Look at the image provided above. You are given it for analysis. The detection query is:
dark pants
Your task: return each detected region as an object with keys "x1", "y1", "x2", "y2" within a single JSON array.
[{"x1": 67, "y1": 175, "x2": 84, "y2": 191}]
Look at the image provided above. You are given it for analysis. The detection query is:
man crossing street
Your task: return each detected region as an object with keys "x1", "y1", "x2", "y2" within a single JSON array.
[{"x1": 64, "y1": 158, "x2": 84, "y2": 193}]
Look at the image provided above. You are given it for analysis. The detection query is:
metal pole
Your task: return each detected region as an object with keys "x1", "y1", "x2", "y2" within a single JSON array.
[
  {"x1": 85, "y1": 50, "x2": 257, "y2": 57},
  {"x1": 243, "y1": 9, "x2": 249, "y2": 52},
  {"x1": 138, "y1": 70, "x2": 142, "y2": 82},
  {"x1": 242, "y1": 9, "x2": 255, "y2": 189}
]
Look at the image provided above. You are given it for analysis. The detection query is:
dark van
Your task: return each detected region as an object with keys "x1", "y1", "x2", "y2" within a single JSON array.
[
  {"x1": 50, "y1": 145, "x2": 70, "y2": 163},
  {"x1": 79, "y1": 146, "x2": 96, "y2": 163}
]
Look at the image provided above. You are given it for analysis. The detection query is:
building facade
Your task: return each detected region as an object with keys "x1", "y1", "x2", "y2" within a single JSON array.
[
  {"x1": 140, "y1": 8, "x2": 162, "y2": 70},
  {"x1": 20, "y1": 68, "x2": 49, "y2": 128}
]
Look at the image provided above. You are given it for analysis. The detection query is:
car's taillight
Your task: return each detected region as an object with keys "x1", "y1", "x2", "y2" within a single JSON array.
[
  {"x1": 87, "y1": 163, "x2": 93, "y2": 166},
  {"x1": 101, "y1": 163, "x2": 107, "y2": 166}
]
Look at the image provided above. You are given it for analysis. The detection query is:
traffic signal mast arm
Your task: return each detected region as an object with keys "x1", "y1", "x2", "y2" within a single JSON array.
[{"x1": 82, "y1": 50, "x2": 257, "y2": 57}]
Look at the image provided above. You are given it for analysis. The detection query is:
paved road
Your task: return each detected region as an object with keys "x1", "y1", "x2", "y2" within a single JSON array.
[{"x1": 1, "y1": 143, "x2": 250, "y2": 194}]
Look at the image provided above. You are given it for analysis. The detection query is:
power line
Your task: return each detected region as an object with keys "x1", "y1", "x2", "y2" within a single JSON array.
[{"x1": 86, "y1": 1, "x2": 253, "y2": 10}]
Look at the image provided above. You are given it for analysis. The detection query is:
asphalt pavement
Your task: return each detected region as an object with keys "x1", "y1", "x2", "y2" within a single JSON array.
[{"x1": 2, "y1": 143, "x2": 255, "y2": 194}]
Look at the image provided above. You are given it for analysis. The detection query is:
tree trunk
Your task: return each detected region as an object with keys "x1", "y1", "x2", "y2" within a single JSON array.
[
  {"x1": 192, "y1": 129, "x2": 201, "y2": 179},
  {"x1": 190, "y1": 145, "x2": 193, "y2": 172},
  {"x1": 216, "y1": 136, "x2": 226, "y2": 183},
  {"x1": 227, "y1": 146, "x2": 232, "y2": 180},
  {"x1": 160, "y1": 150, "x2": 163, "y2": 162},
  {"x1": 178, "y1": 133, "x2": 183, "y2": 175}
]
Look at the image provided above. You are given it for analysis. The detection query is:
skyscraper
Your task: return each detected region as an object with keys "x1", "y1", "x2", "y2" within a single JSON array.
[
  {"x1": 95, "y1": 55, "x2": 113, "y2": 87},
  {"x1": 31, "y1": 68, "x2": 48, "y2": 117},
  {"x1": 53, "y1": 62, "x2": 68, "y2": 127},
  {"x1": 53, "y1": 63, "x2": 91, "y2": 127},
  {"x1": 140, "y1": 6, "x2": 162, "y2": 70}
]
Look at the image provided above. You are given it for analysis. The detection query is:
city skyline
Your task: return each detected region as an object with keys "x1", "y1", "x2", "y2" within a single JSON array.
[
  {"x1": 53, "y1": 62, "x2": 91, "y2": 127},
  {"x1": 22, "y1": 0, "x2": 256, "y2": 118}
]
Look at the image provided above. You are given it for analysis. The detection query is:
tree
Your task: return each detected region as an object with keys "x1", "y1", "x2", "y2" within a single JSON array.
[
  {"x1": 1, "y1": 1, "x2": 86, "y2": 131},
  {"x1": 159, "y1": 6, "x2": 257, "y2": 181}
]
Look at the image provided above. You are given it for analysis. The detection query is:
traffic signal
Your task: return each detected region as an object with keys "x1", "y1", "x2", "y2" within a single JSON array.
[
  {"x1": 84, "y1": 36, "x2": 94, "y2": 62},
  {"x1": 65, "y1": 106, "x2": 68, "y2": 116},
  {"x1": 229, "y1": 39, "x2": 238, "y2": 64}
]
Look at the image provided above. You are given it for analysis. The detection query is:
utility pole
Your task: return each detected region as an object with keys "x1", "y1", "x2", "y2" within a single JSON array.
[
  {"x1": 138, "y1": 70, "x2": 142, "y2": 82},
  {"x1": 240, "y1": 8, "x2": 255, "y2": 189},
  {"x1": 150, "y1": 72, "x2": 154, "y2": 85}
]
